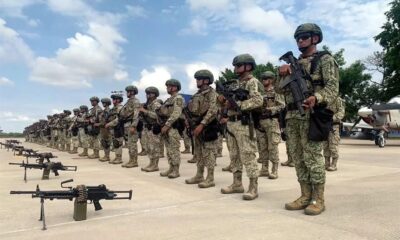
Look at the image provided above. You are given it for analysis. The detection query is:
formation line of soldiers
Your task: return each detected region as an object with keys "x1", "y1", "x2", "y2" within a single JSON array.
[{"x1": 24, "y1": 23, "x2": 345, "y2": 216}]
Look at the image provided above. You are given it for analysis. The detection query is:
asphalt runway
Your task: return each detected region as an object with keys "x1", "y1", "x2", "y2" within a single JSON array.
[{"x1": 0, "y1": 138, "x2": 399, "y2": 240}]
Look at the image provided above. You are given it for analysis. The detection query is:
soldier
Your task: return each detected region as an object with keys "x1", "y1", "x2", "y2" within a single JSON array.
[
  {"x1": 219, "y1": 54, "x2": 263, "y2": 200},
  {"x1": 257, "y1": 71, "x2": 285, "y2": 179},
  {"x1": 77, "y1": 105, "x2": 90, "y2": 157},
  {"x1": 61, "y1": 110, "x2": 72, "y2": 152},
  {"x1": 281, "y1": 142, "x2": 295, "y2": 167},
  {"x1": 118, "y1": 85, "x2": 141, "y2": 168},
  {"x1": 68, "y1": 108, "x2": 81, "y2": 154},
  {"x1": 105, "y1": 93, "x2": 124, "y2": 164},
  {"x1": 158, "y1": 79, "x2": 185, "y2": 178},
  {"x1": 99, "y1": 98, "x2": 112, "y2": 162},
  {"x1": 184, "y1": 70, "x2": 219, "y2": 188},
  {"x1": 87, "y1": 96, "x2": 103, "y2": 159},
  {"x1": 277, "y1": 23, "x2": 339, "y2": 215},
  {"x1": 138, "y1": 118, "x2": 148, "y2": 156},
  {"x1": 139, "y1": 87, "x2": 162, "y2": 172},
  {"x1": 323, "y1": 97, "x2": 345, "y2": 171},
  {"x1": 181, "y1": 130, "x2": 191, "y2": 154}
]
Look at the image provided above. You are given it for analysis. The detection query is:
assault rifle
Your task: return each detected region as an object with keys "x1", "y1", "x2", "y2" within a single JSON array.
[
  {"x1": 24, "y1": 152, "x2": 57, "y2": 164},
  {"x1": 9, "y1": 160, "x2": 77, "y2": 182},
  {"x1": 278, "y1": 51, "x2": 314, "y2": 116},
  {"x1": 10, "y1": 179, "x2": 133, "y2": 230}
]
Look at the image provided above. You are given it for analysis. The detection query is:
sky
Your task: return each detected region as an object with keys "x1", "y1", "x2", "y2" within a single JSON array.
[{"x1": 0, "y1": 0, "x2": 391, "y2": 132}]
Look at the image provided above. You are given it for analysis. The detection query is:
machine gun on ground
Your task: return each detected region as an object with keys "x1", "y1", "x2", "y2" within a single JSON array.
[
  {"x1": 10, "y1": 179, "x2": 133, "y2": 230},
  {"x1": 9, "y1": 160, "x2": 77, "y2": 182},
  {"x1": 23, "y1": 152, "x2": 57, "y2": 164},
  {"x1": 1, "y1": 139, "x2": 21, "y2": 151},
  {"x1": 278, "y1": 51, "x2": 314, "y2": 116}
]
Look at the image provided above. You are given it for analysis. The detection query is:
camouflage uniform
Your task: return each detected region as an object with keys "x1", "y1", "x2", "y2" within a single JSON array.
[
  {"x1": 119, "y1": 86, "x2": 141, "y2": 168},
  {"x1": 69, "y1": 109, "x2": 80, "y2": 154},
  {"x1": 277, "y1": 22, "x2": 339, "y2": 216},
  {"x1": 107, "y1": 99, "x2": 124, "y2": 164},
  {"x1": 99, "y1": 100, "x2": 112, "y2": 162},
  {"x1": 221, "y1": 71, "x2": 263, "y2": 200},
  {"x1": 258, "y1": 88, "x2": 285, "y2": 179},
  {"x1": 185, "y1": 80, "x2": 219, "y2": 188},
  {"x1": 77, "y1": 106, "x2": 90, "y2": 157},
  {"x1": 159, "y1": 80, "x2": 185, "y2": 178},
  {"x1": 87, "y1": 101, "x2": 102, "y2": 159},
  {"x1": 323, "y1": 97, "x2": 345, "y2": 171},
  {"x1": 182, "y1": 129, "x2": 191, "y2": 153},
  {"x1": 140, "y1": 93, "x2": 162, "y2": 172}
]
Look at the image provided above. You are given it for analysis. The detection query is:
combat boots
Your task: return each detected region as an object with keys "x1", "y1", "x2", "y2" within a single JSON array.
[
  {"x1": 216, "y1": 150, "x2": 222, "y2": 158},
  {"x1": 146, "y1": 159, "x2": 159, "y2": 172},
  {"x1": 181, "y1": 148, "x2": 191, "y2": 154},
  {"x1": 99, "y1": 150, "x2": 110, "y2": 162},
  {"x1": 325, "y1": 157, "x2": 331, "y2": 170},
  {"x1": 285, "y1": 182, "x2": 312, "y2": 210},
  {"x1": 78, "y1": 148, "x2": 88, "y2": 157},
  {"x1": 304, "y1": 184, "x2": 325, "y2": 215},
  {"x1": 160, "y1": 165, "x2": 173, "y2": 177},
  {"x1": 185, "y1": 166, "x2": 204, "y2": 184},
  {"x1": 198, "y1": 168, "x2": 215, "y2": 188},
  {"x1": 65, "y1": 144, "x2": 71, "y2": 152},
  {"x1": 138, "y1": 149, "x2": 147, "y2": 156},
  {"x1": 110, "y1": 154, "x2": 122, "y2": 164},
  {"x1": 141, "y1": 159, "x2": 153, "y2": 172},
  {"x1": 258, "y1": 161, "x2": 269, "y2": 177},
  {"x1": 88, "y1": 149, "x2": 100, "y2": 159},
  {"x1": 187, "y1": 157, "x2": 197, "y2": 163},
  {"x1": 268, "y1": 162, "x2": 279, "y2": 179},
  {"x1": 222, "y1": 163, "x2": 233, "y2": 172},
  {"x1": 122, "y1": 155, "x2": 138, "y2": 168},
  {"x1": 221, "y1": 172, "x2": 244, "y2": 194},
  {"x1": 242, "y1": 178, "x2": 258, "y2": 200},
  {"x1": 168, "y1": 164, "x2": 180, "y2": 178},
  {"x1": 69, "y1": 147, "x2": 78, "y2": 154},
  {"x1": 327, "y1": 158, "x2": 338, "y2": 171},
  {"x1": 281, "y1": 160, "x2": 294, "y2": 167}
]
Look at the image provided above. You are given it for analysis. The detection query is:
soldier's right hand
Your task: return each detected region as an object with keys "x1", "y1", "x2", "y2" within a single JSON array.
[
  {"x1": 219, "y1": 117, "x2": 228, "y2": 124},
  {"x1": 217, "y1": 95, "x2": 226, "y2": 103},
  {"x1": 278, "y1": 64, "x2": 291, "y2": 76}
]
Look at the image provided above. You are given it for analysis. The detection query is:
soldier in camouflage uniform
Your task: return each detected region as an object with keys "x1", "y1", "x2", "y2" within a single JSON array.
[
  {"x1": 68, "y1": 108, "x2": 80, "y2": 154},
  {"x1": 277, "y1": 23, "x2": 339, "y2": 215},
  {"x1": 219, "y1": 54, "x2": 263, "y2": 200},
  {"x1": 185, "y1": 70, "x2": 219, "y2": 188},
  {"x1": 77, "y1": 105, "x2": 90, "y2": 157},
  {"x1": 50, "y1": 113, "x2": 59, "y2": 148},
  {"x1": 139, "y1": 87, "x2": 162, "y2": 172},
  {"x1": 323, "y1": 97, "x2": 345, "y2": 171},
  {"x1": 118, "y1": 85, "x2": 141, "y2": 168},
  {"x1": 99, "y1": 98, "x2": 112, "y2": 162},
  {"x1": 61, "y1": 110, "x2": 72, "y2": 152},
  {"x1": 87, "y1": 97, "x2": 103, "y2": 159},
  {"x1": 281, "y1": 141, "x2": 295, "y2": 167},
  {"x1": 181, "y1": 130, "x2": 191, "y2": 154},
  {"x1": 158, "y1": 79, "x2": 185, "y2": 178},
  {"x1": 105, "y1": 93, "x2": 124, "y2": 164},
  {"x1": 138, "y1": 118, "x2": 148, "y2": 156},
  {"x1": 257, "y1": 71, "x2": 285, "y2": 179}
]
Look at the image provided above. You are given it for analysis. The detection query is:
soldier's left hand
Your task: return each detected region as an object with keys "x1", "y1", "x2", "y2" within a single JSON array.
[
  {"x1": 193, "y1": 124, "x2": 204, "y2": 137},
  {"x1": 130, "y1": 127, "x2": 136, "y2": 135},
  {"x1": 161, "y1": 125, "x2": 170, "y2": 134},
  {"x1": 303, "y1": 96, "x2": 317, "y2": 109}
]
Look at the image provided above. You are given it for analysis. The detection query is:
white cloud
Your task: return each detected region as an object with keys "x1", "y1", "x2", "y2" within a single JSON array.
[
  {"x1": 185, "y1": 63, "x2": 221, "y2": 91},
  {"x1": 0, "y1": 18, "x2": 34, "y2": 64},
  {"x1": 0, "y1": 0, "x2": 42, "y2": 21},
  {"x1": 30, "y1": 22, "x2": 128, "y2": 87},
  {"x1": 179, "y1": 17, "x2": 208, "y2": 35},
  {"x1": 0, "y1": 77, "x2": 13, "y2": 86},
  {"x1": 0, "y1": 111, "x2": 35, "y2": 122},
  {"x1": 51, "y1": 109, "x2": 62, "y2": 114},
  {"x1": 132, "y1": 66, "x2": 172, "y2": 97},
  {"x1": 126, "y1": 5, "x2": 147, "y2": 18},
  {"x1": 187, "y1": 0, "x2": 231, "y2": 11}
]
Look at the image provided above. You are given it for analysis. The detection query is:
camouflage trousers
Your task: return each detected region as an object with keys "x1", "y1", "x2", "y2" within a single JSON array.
[
  {"x1": 217, "y1": 134, "x2": 223, "y2": 153},
  {"x1": 50, "y1": 129, "x2": 58, "y2": 146},
  {"x1": 71, "y1": 134, "x2": 79, "y2": 148},
  {"x1": 159, "y1": 137, "x2": 165, "y2": 157},
  {"x1": 183, "y1": 130, "x2": 191, "y2": 150},
  {"x1": 285, "y1": 140, "x2": 293, "y2": 162},
  {"x1": 144, "y1": 128, "x2": 161, "y2": 160},
  {"x1": 163, "y1": 128, "x2": 181, "y2": 166},
  {"x1": 226, "y1": 121, "x2": 258, "y2": 178},
  {"x1": 78, "y1": 128, "x2": 90, "y2": 148},
  {"x1": 126, "y1": 128, "x2": 138, "y2": 160},
  {"x1": 140, "y1": 129, "x2": 148, "y2": 152},
  {"x1": 88, "y1": 135, "x2": 101, "y2": 150},
  {"x1": 258, "y1": 119, "x2": 281, "y2": 164},
  {"x1": 194, "y1": 136, "x2": 216, "y2": 169},
  {"x1": 286, "y1": 118, "x2": 326, "y2": 184},
  {"x1": 323, "y1": 124, "x2": 340, "y2": 159}
]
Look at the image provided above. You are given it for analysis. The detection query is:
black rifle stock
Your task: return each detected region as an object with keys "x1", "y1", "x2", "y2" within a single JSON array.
[
  {"x1": 279, "y1": 51, "x2": 314, "y2": 116},
  {"x1": 10, "y1": 179, "x2": 132, "y2": 230}
]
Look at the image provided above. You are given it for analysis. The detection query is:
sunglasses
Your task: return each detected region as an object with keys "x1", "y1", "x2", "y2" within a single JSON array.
[{"x1": 295, "y1": 33, "x2": 312, "y2": 42}]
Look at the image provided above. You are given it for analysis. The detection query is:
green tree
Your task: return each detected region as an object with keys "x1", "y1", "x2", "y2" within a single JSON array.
[{"x1": 375, "y1": 0, "x2": 400, "y2": 101}]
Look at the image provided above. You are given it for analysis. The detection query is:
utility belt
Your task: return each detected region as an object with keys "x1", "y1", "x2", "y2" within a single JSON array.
[
  {"x1": 286, "y1": 103, "x2": 298, "y2": 111},
  {"x1": 259, "y1": 114, "x2": 279, "y2": 120},
  {"x1": 228, "y1": 114, "x2": 251, "y2": 125}
]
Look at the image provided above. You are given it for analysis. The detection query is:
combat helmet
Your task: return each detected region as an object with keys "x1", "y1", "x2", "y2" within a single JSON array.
[
  {"x1": 111, "y1": 93, "x2": 123, "y2": 102},
  {"x1": 294, "y1": 23, "x2": 323, "y2": 44},
  {"x1": 90, "y1": 96, "x2": 100, "y2": 102},
  {"x1": 101, "y1": 98, "x2": 111, "y2": 105},
  {"x1": 165, "y1": 79, "x2": 181, "y2": 91},
  {"x1": 63, "y1": 110, "x2": 71, "y2": 115},
  {"x1": 260, "y1": 71, "x2": 276, "y2": 80},
  {"x1": 145, "y1": 86, "x2": 160, "y2": 97},
  {"x1": 125, "y1": 85, "x2": 138, "y2": 95},
  {"x1": 232, "y1": 54, "x2": 256, "y2": 69},
  {"x1": 80, "y1": 105, "x2": 88, "y2": 111},
  {"x1": 194, "y1": 69, "x2": 214, "y2": 84},
  {"x1": 73, "y1": 108, "x2": 80, "y2": 113}
]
